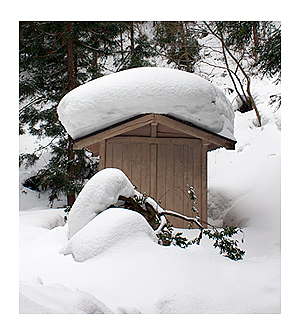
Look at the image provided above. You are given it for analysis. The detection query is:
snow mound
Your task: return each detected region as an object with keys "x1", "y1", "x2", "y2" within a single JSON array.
[
  {"x1": 19, "y1": 277, "x2": 113, "y2": 314},
  {"x1": 62, "y1": 208, "x2": 157, "y2": 262},
  {"x1": 57, "y1": 67, "x2": 235, "y2": 141},
  {"x1": 67, "y1": 168, "x2": 135, "y2": 238},
  {"x1": 19, "y1": 209, "x2": 65, "y2": 229}
]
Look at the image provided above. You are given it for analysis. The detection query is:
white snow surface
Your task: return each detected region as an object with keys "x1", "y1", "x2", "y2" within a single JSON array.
[
  {"x1": 19, "y1": 134, "x2": 67, "y2": 210},
  {"x1": 62, "y1": 208, "x2": 157, "y2": 262},
  {"x1": 67, "y1": 168, "x2": 135, "y2": 238},
  {"x1": 57, "y1": 67, "x2": 235, "y2": 141},
  {"x1": 19, "y1": 77, "x2": 282, "y2": 317},
  {"x1": 19, "y1": 277, "x2": 113, "y2": 314}
]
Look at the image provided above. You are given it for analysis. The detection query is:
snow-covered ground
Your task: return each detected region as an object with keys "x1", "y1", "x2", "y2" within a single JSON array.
[
  {"x1": 18, "y1": 76, "x2": 282, "y2": 316},
  {"x1": 14, "y1": 66, "x2": 300, "y2": 333}
]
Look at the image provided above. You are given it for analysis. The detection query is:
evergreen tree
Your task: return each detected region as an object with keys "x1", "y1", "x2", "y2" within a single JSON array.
[
  {"x1": 153, "y1": 21, "x2": 202, "y2": 72},
  {"x1": 113, "y1": 21, "x2": 156, "y2": 71},
  {"x1": 19, "y1": 21, "x2": 123, "y2": 206},
  {"x1": 253, "y1": 23, "x2": 281, "y2": 83},
  {"x1": 211, "y1": 21, "x2": 280, "y2": 81}
]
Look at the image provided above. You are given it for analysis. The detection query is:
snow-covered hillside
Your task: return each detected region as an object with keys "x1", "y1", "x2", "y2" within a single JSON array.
[{"x1": 19, "y1": 76, "x2": 282, "y2": 318}]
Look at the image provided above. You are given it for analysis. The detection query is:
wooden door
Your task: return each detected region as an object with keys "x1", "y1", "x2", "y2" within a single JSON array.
[{"x1": 105, "y1": 137, "x2": 207, "y2": 228}]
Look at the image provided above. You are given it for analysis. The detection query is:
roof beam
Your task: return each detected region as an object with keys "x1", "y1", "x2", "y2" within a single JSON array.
[
  {"x1": 155, "y1": 114, "x2": 235, "y2": 149},
  {"x1": 73, "y1": 114, "x2": 156, "y2": 150},
  {"x1": 73, "y1": 113, "x2": 236, "y2": 150}
]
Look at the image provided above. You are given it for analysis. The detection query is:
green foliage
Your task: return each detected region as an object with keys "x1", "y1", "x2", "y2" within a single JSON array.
[
  {"x1": 19, "y1": 152, "x2": 40, "y2": 169},
  {"x1": 19, "y1": 21, "x2": 121, "y2": 205},
  {"x1": 19, "y1": 21, "x2": 123, "y2": 138},
  {"x1": 154, "y1": 21, "x2": 201, "y2": 72},
  {"x1": 203, "y1": 226, "x2": 245, "y2": 261},
  {"x1": 157, "y1": 224, "x2": 195, "y2": 248},
  {"x1": 254, "y1": 27, "x2": 281, "y2": 83},
  {"x1": 215, "y1": 21, "x2": 255, "y2": 51},
  {"x1": 187, "y1": 185, "x2": 199, "y2": 215},
  {"x1": 22, "y1": 174, "x2": 47, "y2": 192},
  {"x1": 188, "y1": 184, "x2": 245, "y2": 260},
  {"x1": 39, "y1": 137, "x2": 99, "y2": 205},
  {"x1": 212, "y1": 21, "x2": 281, "y2": 83},
  {"x1": 269, "y1": 93, "x2": 281, "y2": 112},
  {"x1": 21, "y1": 136, "x2": 99, "y2": 206},
  {"x1": 114, "y1": 22, "x2": 156, "y2": 71}
]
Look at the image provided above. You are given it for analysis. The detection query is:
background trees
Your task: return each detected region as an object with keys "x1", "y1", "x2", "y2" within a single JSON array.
[
  {"x1": 19, "y1": 21, "x2": 123, "y2": 206},
  {"x1": 200, "y1": 21, "x2": 281, "y2": 124},
  {"x1": 153, "y1": 21, "x2": 202, "y2": 72},
  {"x1": 19, "y1": 21, "x2": 281, "y2": 207}
]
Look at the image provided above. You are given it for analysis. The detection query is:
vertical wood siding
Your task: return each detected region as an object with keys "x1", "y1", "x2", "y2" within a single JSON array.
[{"x1": 105, "y1": 137, "x2": 205, "y2": 228}]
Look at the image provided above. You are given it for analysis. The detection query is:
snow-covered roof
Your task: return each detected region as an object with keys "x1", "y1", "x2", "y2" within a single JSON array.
[{"x1": 57, "y1": 67, "x2": 235, "y2": 141}]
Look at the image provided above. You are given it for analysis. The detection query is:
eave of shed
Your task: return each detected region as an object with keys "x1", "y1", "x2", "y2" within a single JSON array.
[{"x1": 73, "y1": 113, "x2": 236, "y2": 151}]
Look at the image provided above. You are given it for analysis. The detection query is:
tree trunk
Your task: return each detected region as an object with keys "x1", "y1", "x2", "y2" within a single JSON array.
[
  {"x1": 67, "y1": 135, "x2": 76, "y2": 206},
  {"x1": 130, "y1": 22, "x2": 134, "y2": 50},
  {"x1": 67, "y1": 22, "x2": 75, "y2": 92},
  {"x1": 120, "y1": 28, "x2": 124, "y2": 61},
  {"x1": 129, "y1": 22, "x2": 135, "y2": 64},
  {"x1": 181, "y1": 21, "x2": 191, "y2": 72},
  {"x1": 252, "y1": 22, "x2": 259, "y2": 61},
  {"x1": 66, "y1": 22, "x2": 76, "y2": 206},
  {"x1": 246, "y1": 78, "x2": 262, "y2": 126},
  {"x1": 203, "y1": 21, "x2": 262, "y2": 125}
]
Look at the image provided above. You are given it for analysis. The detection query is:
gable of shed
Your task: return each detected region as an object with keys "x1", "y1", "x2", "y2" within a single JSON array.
[{"x1": 73, "y1": 113, "x2": 236, "y2": 152}]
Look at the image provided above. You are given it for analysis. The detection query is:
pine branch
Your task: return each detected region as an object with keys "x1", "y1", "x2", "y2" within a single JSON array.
[{"x1": 19, "y1": 97, "x2": 45, "y2": 112}]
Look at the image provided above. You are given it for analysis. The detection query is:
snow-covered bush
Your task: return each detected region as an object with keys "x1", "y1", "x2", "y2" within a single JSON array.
[
  {"x1": 62, "y1": 208, "x2": 157, "y2": 262},
  {"x1": 67, "y1": 168, "x2": 135, "y2": 238},
  {"x1": 63, "y1": 167, "x2": 245, "y2": 262}
]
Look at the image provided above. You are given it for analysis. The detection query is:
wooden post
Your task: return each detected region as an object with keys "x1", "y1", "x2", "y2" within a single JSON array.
[
  {"x1": 150, "y1": 143, "x2": 157, "y2": 199},
  {"x1": 151, "y1": 122, "x2": 158, "y2": 138},
  {"x1": 201, "y1": 141, "x2": 210, "y2": 226},
  {"x1": 150, "y1": 122, "x2": 158, "y2": 198},
  {"x1": 98, "y1": 141, "x2": 106, "y2": 170}
]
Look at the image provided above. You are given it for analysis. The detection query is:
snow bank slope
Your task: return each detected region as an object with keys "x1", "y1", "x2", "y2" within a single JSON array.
[
  {"x1": 57, "y1": 67, "x2": 235, "y2": 141},
  {"x1": 67, "y1": 168, "x2": 135, "y2": 238},
  {"x1": 62, "y1": 208, "x2": 157, "y2": 262},
  {"x1": 19, "y1": 209, "x2": 65, "y2": 230},
  {"x1": 20, "y1": 277, "x2": 113, "y2": 314},
  {"x1": 208, "y1": 78, "x2": 281, "y2": 257}
]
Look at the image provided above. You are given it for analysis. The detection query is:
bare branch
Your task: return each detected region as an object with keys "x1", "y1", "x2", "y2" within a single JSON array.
[{"x1": 203, "y1": 21, "x2": 261, "y2": 125}]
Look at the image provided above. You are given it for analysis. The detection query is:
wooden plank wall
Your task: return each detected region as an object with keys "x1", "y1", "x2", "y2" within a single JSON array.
[{"x1": 105, "y1": 137, "x2": 206, "y2": 228}]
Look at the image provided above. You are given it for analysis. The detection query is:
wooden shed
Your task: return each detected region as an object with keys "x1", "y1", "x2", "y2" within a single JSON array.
[
  {"x1": 73, "y1": 113, "x2": 235, "y2": 227},
  {"x1": 58, "y1": 67, "x2": 236, "y2": 228}
]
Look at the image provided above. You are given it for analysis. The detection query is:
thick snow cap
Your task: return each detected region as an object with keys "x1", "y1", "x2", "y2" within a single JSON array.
[{"x1": 57, "y1": 67, "x2": 235, "y2": 141}]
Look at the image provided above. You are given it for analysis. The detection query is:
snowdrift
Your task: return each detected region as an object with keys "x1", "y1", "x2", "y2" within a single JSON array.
[
  {"x1": 19, "y1": 277, "x2": 113, "y2": 314},
  {"x1": 62, "y1": 208, "x2": 157, "y2": 262},
  {"x1": 57, "y1": 67, "x2": 235, "y2": 141}
]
